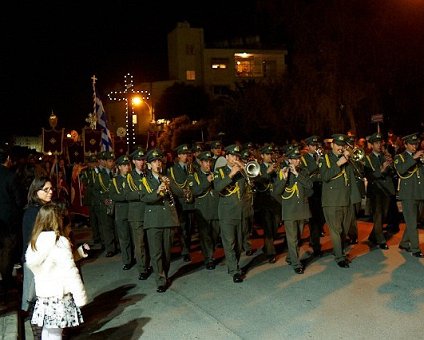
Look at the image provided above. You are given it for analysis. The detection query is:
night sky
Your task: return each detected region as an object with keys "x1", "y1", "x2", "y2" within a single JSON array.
[{"x1": 2, "y1": 1, "x2": 257, "y2": 137}]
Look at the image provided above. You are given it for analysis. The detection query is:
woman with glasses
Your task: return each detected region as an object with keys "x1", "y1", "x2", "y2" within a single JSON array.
[{"x1": 21, "y1": 176, "x2": 54, "y2": 339}]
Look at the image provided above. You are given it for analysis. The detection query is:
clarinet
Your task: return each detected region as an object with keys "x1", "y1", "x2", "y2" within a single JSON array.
[{"x1": 158, "y1": 174, "x2": 176, "y2": 207}]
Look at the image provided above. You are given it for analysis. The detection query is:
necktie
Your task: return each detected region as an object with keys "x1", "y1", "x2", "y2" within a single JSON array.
[{"x1": 183, "y1": 165, "x2": 187, "y2": 174}]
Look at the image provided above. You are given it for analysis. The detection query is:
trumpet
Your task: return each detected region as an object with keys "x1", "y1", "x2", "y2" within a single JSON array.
[
  {"x1": 315, "y1": 146, "x2": 324, "y2": 158},
  {"x1": 344, "y1": 142, "x2": 365, "y2": 162},
  {"x1": 158, "y1": 174, "x2": 176, "y2": 207},
  {"x1": 234, "y1": 159, "x2": 260, "y2": 187}
]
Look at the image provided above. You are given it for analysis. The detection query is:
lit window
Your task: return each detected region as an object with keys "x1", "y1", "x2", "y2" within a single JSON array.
[
  {"x1": 211, "y1": 58, "x2": 229, "y2": 69},
  {"x1": 186, "y1": 70, "x2": 196, "y2": 80}
]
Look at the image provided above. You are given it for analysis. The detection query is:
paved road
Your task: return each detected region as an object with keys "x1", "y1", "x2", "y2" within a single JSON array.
[{"x1": 11, "y1": 220, "x2": 424, "y2": 339}]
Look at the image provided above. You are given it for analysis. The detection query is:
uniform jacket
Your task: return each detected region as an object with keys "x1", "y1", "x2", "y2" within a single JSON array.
[
  {"x1": 110, "y1": 173, "x2": 131, "y2": 221},
  {"x1": 301, "y1": 153, "x2": 321, "y2": 183},
  {"x1": 319, "y1": 152, "x2": 362, "y2": 207},
  {"x1": 80, "y1": 167, "x2": 97, "y2": 206},
  {"x1": 126, "y1": 170, "x2": 146, "y2": 222},
  {"x1": 188, "y1": 170, "x2": 219, "y2": 221},
  {"x1": 167, "y1": 162, "x2": 194, "y2": 211},
  {"x1": 25, "y1": 231, "x2": 87, "y2": 307},
  {"x1": 364, "y1": 152, "x2": 395, "y2": 198},
  {"x1": 140, "y1": 172, "x2": 179, "y2": 228},
  {"x1": 92, "y1": 166, "x2": 113, "y2": 205},
  {"x1": 394, "y1": 151, "x2": 424, "y2": 200},
  {"x1": 272, "y1": 167, "x2": 312, "y2": 221},
  {"x1": 254, "y1": 162, "x2": 280, "y2": 210},
  {"x1": 213, "y1": 165, "x2": 247, "y2": 220}
]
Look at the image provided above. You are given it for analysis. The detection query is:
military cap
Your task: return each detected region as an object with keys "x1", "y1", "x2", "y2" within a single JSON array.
[
  {"x1": 286, "y1": 147, "x2": 302, "y2": 159},
  {"x1": 146, "y1": 149, "x2": 164, "y2": 163},
  {"x1": 368, "y1": 132, "x2": 383, "y2": 144},
  {"x1": 103, "y1": 151, "x2": 115, "y2": 160},
  {"x1": 130, "y1": 148, "x2": 146, "y2": 160},
  {"x1": 304, "y1": 135, "x2": 321, "y2": 146},
  {"x1": 240, "y1": 149, "x2": 251, "y2": 160},
  {"x1": 198, "y1": 151, "x2": 213, "y2": 161},
  {"x1": 175, "y1": 144, "x2": 191, "y2": 154},
  {"x1": 192, "y1": 143, "x2": 204, "y2": 153},
  {"x1": 331, "y1": 134, "x2": 348, "y2": 146},
  {"x1": 116, "y1": 155, "x2": 130, "y2": 166},
  {"x1": 224, "y1": 144, "x2": 241, "y2": 156},
  {"x1": 87, "y1": 154, "x2": 98, "y2": 163},
  {"x1": 260, "y1": 145, "x2": 274, "y2": 154},
  {"x1": 210, "y1": 140, "x2": 223, "y2": 149},
  {"x1": 402, "y1": 133, "x2": 419, "y2": 145},
  {"x1": 243, "y1": 142, "x2": 255, "y2": 149}
]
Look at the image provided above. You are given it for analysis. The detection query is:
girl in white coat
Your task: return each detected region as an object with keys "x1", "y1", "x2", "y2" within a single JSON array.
[{"x1": 26, "y1": 203, "x2": 87, "y2": 339}]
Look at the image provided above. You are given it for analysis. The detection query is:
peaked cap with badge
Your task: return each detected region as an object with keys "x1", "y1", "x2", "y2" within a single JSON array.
[
  {"x1": 198, "y1": 151, "x2": 213, "y2": 161},
  {"x1": 286, "y1": 147, "x2": 302, "y2": 159},
  {"x1": 304, "y1": 135, "x2": 321, "y2": 146},
  {"x1": 175, "y1": 144, "x2": 191, "y2": 154},
  {"x1": 224, "y1": 144, "x2": 241, "y2": 156},
  {"x1": 130, "y1": 148, "x2": 146, "y2": 160},
  {"x1": 402, "y1": 133, "x2": 420, "y2": 145},
  {"x1": 102, "y1": 151, "x2": 115, "y2": 160},
  {"x1": 331, "y1": 134, "x2": 348, "y2": 146},
  {"x1": 260, "y1": 145, "x2": 274, "y2": 154},
  {"x1": 368, "y1": 132, "x2": 383, "y2": 144},
  {"x1": 146, "y1": 149, "x2": 164, "y2": 163},
  {"x1": 116, "y1": 155, "x2": 130, "y2": 166},
  {"x1": 210, "y1": 140, "x2": 223, "y2": 150}
]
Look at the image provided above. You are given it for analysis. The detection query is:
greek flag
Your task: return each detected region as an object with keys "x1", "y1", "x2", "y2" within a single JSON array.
[{"x1": 95, "y1": 97, "x2": 113, "y2": 151}]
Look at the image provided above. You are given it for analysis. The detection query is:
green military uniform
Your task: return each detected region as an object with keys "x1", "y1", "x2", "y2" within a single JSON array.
[
  {"x1": 188, "y1": 151, "x2": 220, "y2": 269},
  {"x1": 273, "y1": 147, "x2": 312, "y2": 273},
  {"x1": 127, "y1": 149, "x2": 151, "y2": 279},
  {"x1": 364, "y1": 133, "x2": 395, "y2": 248},
  {"x1": 300, "y1": 135, "x2": 325, "y2": 255},
  {"x1": 213, "y1": 144, "x2": 246, "y2": 282},
  {"x1": 254, "y1": 145, "x2": 281, "y2": 261},
  {"x1": 110, "y1": 155, "x2": 134, "y2": 269},
  {"x1": 141, "y1": 149, "x2": 180, "y2": 290},
  {"x1": 167, "y1": 144, "x2": 195, "y2": 261},
  {"x1": 394, "y1": 133, "x2": 424, "y2": 256},
  {"x1": 80, "y1": 154, "x2": 103, "y2": 247},
  {"x1": 92, "y1": 151, "x2": 118, "y2": 256},
  {"x1": 319, "y1": 134, "x2": 362, "y2": 267}
]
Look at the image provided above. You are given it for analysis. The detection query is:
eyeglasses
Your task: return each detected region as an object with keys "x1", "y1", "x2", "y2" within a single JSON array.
[{"x1": 40, "y1": 187, "x2": 54, "y2": 193}]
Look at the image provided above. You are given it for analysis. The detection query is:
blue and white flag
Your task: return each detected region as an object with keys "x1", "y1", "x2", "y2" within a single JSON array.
[{"x1": 95, "y1": 97, "x2": 113, "y2": 152}]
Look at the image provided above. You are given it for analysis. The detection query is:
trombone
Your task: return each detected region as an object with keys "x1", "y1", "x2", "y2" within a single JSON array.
[{"x1": 343, "y1": 142, "x2": 365, "y2": 179}]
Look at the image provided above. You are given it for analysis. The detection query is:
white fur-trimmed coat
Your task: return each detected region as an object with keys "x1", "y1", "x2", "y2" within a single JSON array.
[{"x1": 25, "y1": 231, "x2": 88, "y2": 307}]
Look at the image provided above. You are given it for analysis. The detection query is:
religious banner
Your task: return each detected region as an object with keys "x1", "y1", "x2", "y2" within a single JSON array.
[
  {"x1": 82, "y1": 127, "x2": 102, "y2": 155},
  {"x1": 67, "y1": 142, "x2": 84, "y2": 164},
  {"x1": 114, "y1": 137, "x2": 127, "y2": 158},
  {"x1": 42, "y1": 128, "x2": 64, "y2": 155}
]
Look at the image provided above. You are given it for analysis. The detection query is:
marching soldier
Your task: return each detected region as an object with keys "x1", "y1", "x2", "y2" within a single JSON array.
[
  {"x1": 254, "y1": 144, "x2": 280, "y2": 263},
  {"x1": 110, "y1": 155, "x2": 135, "y2": 270},
  {"x1": 213, "y1": 144, "x2": 247, "y2": 283},
  {"x1": 167, "y1": 144, "x2": 195, "y2": 262},
  {"x1": 80, "y1": 154, "x2": 103, "y2": 249},
  {"x1": 93, "y1": 151, "x2": 118, "y2": 257},
  {"x1": 273, "y1": 147, "x2": 313, "y2": 274},
  {"x1": 188, "y1": 151, "x2": 220, "y2": 269},
  {"x1": 140, "y1": 149, "x2": 180, "y2": 293},
  {"x1": 127, "y1": 148, "x2": 152, "y2": 280},
  {"x1": 319, "y1": 134, "x2": 362, "y2": 268},
  {"x1": 364, "y1": 132, "x2": 395, "y2": 250},
  {"x1": 394, "y1": 133, "x2": 424, "y2": 257},
  {"x1": 301, "y1": 135, "x2": 325, "y2": 257}
]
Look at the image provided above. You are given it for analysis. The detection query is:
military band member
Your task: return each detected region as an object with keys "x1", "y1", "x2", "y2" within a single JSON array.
[
  {"x1": 213, "y1": 144, "x2": 247, "y2": 283},
  {"x1": 273, "y1": 147, "x2": 312, "y2": 274},
  {"x1": 93, "y1": 151, "x2": 118, "y2": 257},
  {"x1": 394, "y1": 133, "x2": 424, "y2": 257},
  {"x1": 127, "y1": 148, "x2": 152, "y2": 280},
  {"x1": 364, "y1": 132, "x2": 395, "y2": 250},
  {"x1": 110, "y1": 155, "x2": 134, "y2": 270},
  {"x1": 188, "y1": 151, "x2": 220, "y2": 270},
  {"x1": 140, "y1": 149, "x2": 180, "y2": 293},
  {"x1": 80, "y1": 154, "x2": 103, "y2": 249},
  {"x1": 167, "y1": 144, "x2": 195, "y2": 263},
  {"x1": 319, "y1": 134, "x2": 362, "y2": 268},
  {"x1": 301, "y1": 135, "x2": 325, "y2": 257},
  {"x1": 239, "y1": 148, "x2": 256, "y2": 257},
  {"x1": 254, "y1": 145, "x2": 280, "y2": 263},
  {"x1": 210, "y1": 140, "x2": 227, "y2": 170}
]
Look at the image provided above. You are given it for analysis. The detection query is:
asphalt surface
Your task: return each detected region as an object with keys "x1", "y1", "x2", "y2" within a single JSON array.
[{"x1": 3, "y1": 219, "x2": 424, "y2": 339}]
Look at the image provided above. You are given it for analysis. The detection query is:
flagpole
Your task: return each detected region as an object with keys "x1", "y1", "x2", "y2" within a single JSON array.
[{"x1": 91, "y1": 75, "x2": 98, "y2": 128}]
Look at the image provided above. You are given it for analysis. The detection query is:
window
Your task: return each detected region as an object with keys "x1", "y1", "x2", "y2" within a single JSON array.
[
  {"x1": 186, "y1": 44, "x2": 195, "y2": 55},
  {"x1": 211, "y1": 58, "x2": 229, "y2": 69},
  {"x1": 235, "y1": 54, "x2": 254, "y2": 78},
  {"x1": 186, "y1": 70, "x2": 196, "y2": 80}
]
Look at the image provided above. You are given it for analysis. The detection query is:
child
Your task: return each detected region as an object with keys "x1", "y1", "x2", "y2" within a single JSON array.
[{"x1": 26, "y1": 203, "x2": 87, "y2": 339}]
